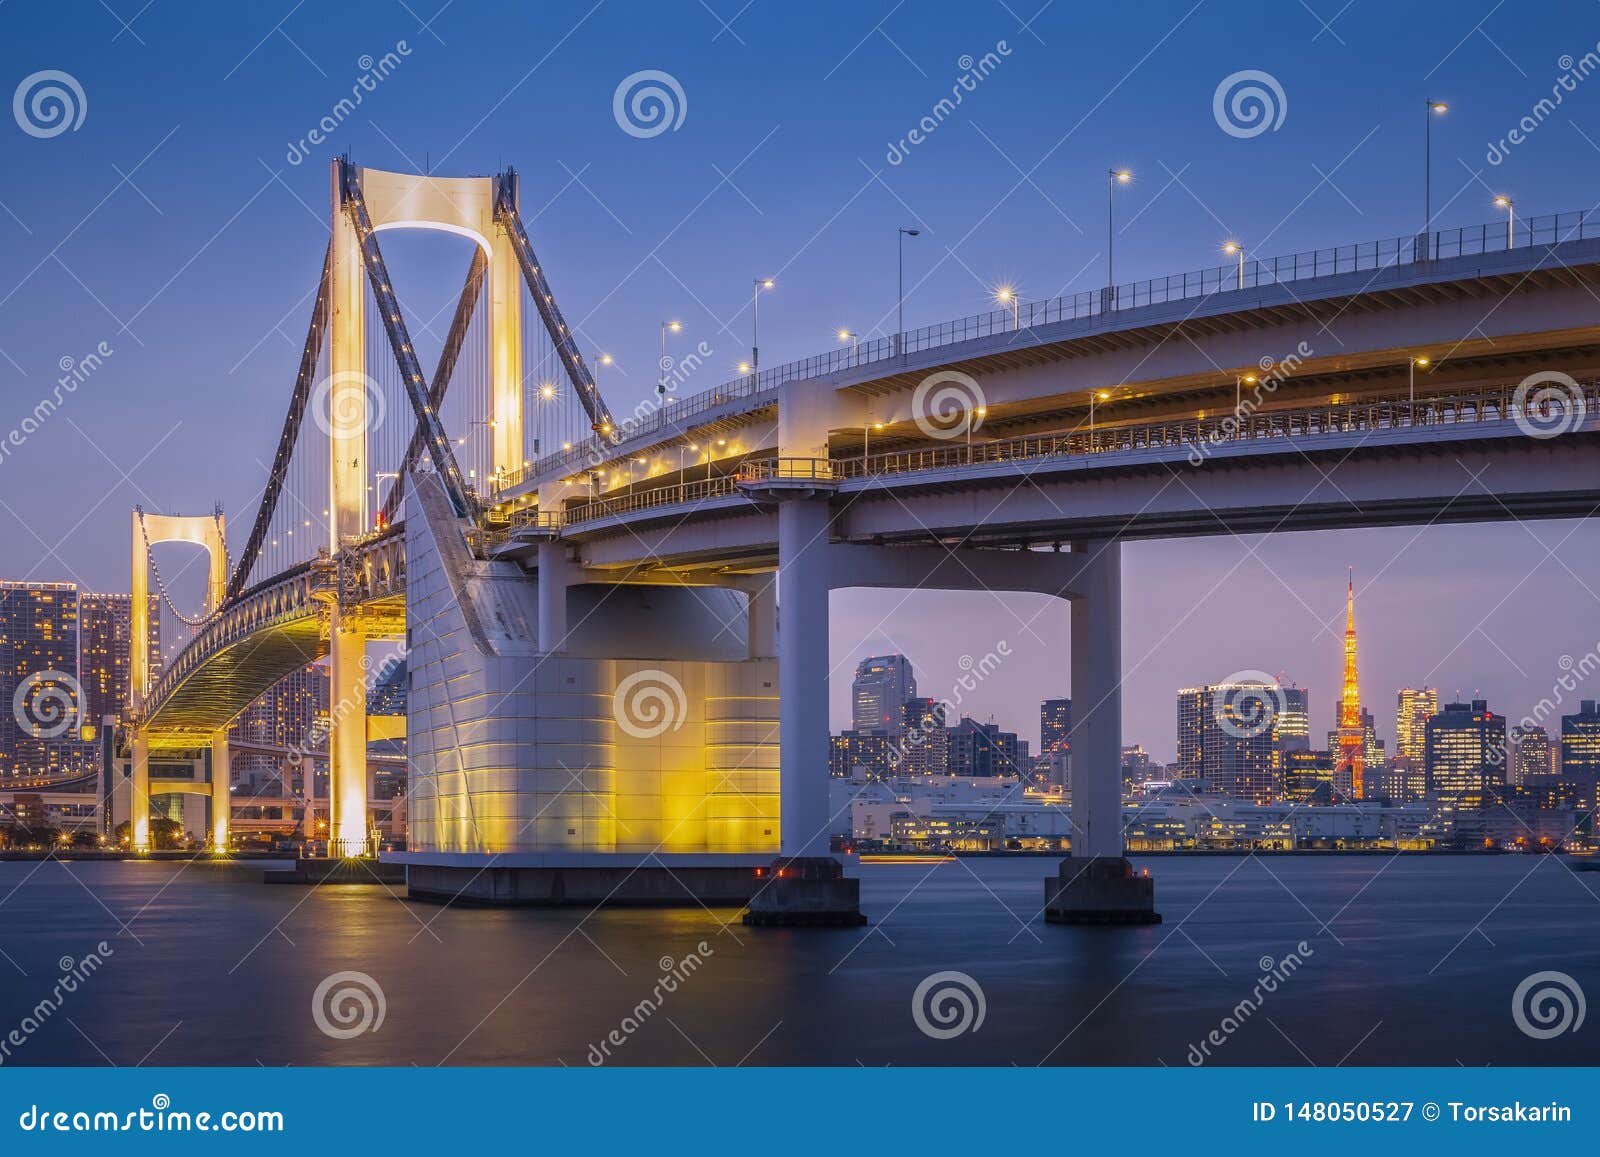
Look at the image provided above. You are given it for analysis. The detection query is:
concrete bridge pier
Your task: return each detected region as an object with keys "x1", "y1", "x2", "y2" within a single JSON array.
[
  {"x1": 1044, "y1": 539, "x2": 1159, "y2": 925},
  {"x1": 744, "y1": 493, "x2": 865, "y2": 927},
  {"x1": 130, "y1": 729, "x2": 151, "y2": 851},
  {"x1": 209, "y1": 732, "x2": 230, "y2": 851},
  {"x1": 328, "y1": 609, "x2": 369, "y2": 858}
]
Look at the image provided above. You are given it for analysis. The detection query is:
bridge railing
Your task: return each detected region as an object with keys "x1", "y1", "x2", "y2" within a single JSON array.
[{"x1": 517, "y1": 209, "x2": 1600, "y2": 485}]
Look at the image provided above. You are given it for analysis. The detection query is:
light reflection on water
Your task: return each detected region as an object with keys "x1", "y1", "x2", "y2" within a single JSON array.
[{"x1": 1, "y1": 855, "x2": 1597, "y2": 1066}]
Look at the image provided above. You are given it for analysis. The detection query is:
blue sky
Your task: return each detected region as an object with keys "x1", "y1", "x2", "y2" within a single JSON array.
[{"x1": 2, "y1": 0, "x2": 1598, "y2": 759}]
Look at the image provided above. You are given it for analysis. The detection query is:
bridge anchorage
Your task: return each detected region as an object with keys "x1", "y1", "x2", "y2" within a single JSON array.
[{"x1": 136, "y1": 164, "x2": 1600, "y2": 927}]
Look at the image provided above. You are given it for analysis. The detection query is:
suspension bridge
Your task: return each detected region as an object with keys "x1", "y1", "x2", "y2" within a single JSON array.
[{"x1": 115, "y1": 159, "x2": 1600, "y2": 923}]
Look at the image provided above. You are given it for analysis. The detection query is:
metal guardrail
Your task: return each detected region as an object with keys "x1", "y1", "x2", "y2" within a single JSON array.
[
  {"x1": 737, "y1": 458, "x2": 842, "y2": 483},
  {"x1": 509, "y1": 209, "x2": 1600, "y2": 488}
]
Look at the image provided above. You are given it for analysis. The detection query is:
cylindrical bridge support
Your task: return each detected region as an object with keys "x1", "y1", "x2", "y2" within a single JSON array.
[
  {"x1": 209, "y1": 732, "x2": 231, "y2": 851},
  {"x1": 328, "y1": 609, "x2": 369, "y2": 857}
]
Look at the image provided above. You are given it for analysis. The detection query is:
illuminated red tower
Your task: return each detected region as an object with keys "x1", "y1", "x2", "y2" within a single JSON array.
[{"x1": 1337, "y1": 570, "x2": 1366, "y2": 799}]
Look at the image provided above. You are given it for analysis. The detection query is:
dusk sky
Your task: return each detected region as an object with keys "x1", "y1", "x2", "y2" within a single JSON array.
[{"x1": 2, "y1": 1, "x2": 1599, "y2": 761}]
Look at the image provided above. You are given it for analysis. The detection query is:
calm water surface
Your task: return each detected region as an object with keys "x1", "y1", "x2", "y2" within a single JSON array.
[{"x1": 1, "y1": 855, "x2": 1597, "y2": 1066}]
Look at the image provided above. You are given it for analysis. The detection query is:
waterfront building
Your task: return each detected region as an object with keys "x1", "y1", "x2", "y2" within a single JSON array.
[
  {"x1": 946, "y1": 717, "x2": 1026, "y2": 778},
  {"x1": 78, "y1": 592, "x2": 161, "y2": 730},
  {"x1": 1424, "y1": 699, "x2": 1507, "y2": 807},
  {"x1": 899, "y1": 697, "x2": 949, "y2": 776},
  {"x1": 1176, "y1": 681, "x2": 1288, "y2": 801},
  {"x1": 829, "y1": 730, "x2": 892, "y2": 779},
  {"x1": 0, "y1": 581, "x2": 89, "y2": 779}
]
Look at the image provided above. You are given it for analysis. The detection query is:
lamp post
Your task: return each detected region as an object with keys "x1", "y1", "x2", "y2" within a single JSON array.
[
  {"x1": 1089, "y1": 389, "x2": 1111, "y2": 437},
  {"x1": 898, "y1": 226, "x2": 920, "y2": 360},
  {"x1": 658, "y1": 321, "x2": 681, "y2": 397},
  {"x1": 1494, "y1": 195, "x2": 1514, "y2": 248},
  {"x1": 1408, "y1": 354, "x2": 1430, "y2": 408},
  {"x1": 1223, "y1": 240, "x2": 1245, "y2": 290},
  {"x1": 751, "y1": 278, "x2": 773, "y2": 377},
  {"x1": 1107, "y1": 168, "x2": 1132, "y2": 303},
  {"x1": 864, "y1": 420, "x2": 883, "y2": 465},
  {"x1": 1424, "y1": 100, "x2": 1448, "y2": 258},
  {"x1": 966, "y1": 406, "x2": 986, "y2": 464},
  {"x1": 838, "y1": 329, "x2": 859, "y2": 366},
  {"x1": 995, "y1": 286, "x2": 1020, "y2": 331}
]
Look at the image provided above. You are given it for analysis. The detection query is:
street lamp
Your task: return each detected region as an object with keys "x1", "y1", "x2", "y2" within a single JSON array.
[
  {"x1": 1494, "y1": 195, "x2": 1515, "y2": 248},
  {"x1": 1089, "y1": 389, "x2": 1111, "y2": 434},
  {"x1": 1223, "y1": 240, "x2": 1245, "y2": 290},
  {"x1": 1107, "y1": 168, "x2": 1133, "y2": 301},
  {"x1": 994, "y1": 285, "x2": 1020, "y2": 331},
  {"x1": 658, "y1": 321, "x2": 681, "y2": 397},
  {"x1": 966, "y1": 406, "x2": 986, "y2": 463},
  {"x1": 751, "y1": 278, "x2": 773, "y2": 376},
  {"x1": 898, "y1": 226, "x2": 920, "y2": 360},
  {"x1": 838, "y1": 328, "x2": 859, "y2": 366},
  {"x1": 1235, "y1": 373, "x2": 1258, "y2": 423},
  {"x1": 1408, "y1": 354, "x2": 1430, "y2": 407},
  {"x1": 864, "y1": 419, "x2": 884, "y2": 463},
  {"x1": 1424, "y1": 100, "x2": 1448, "y2": 258}
]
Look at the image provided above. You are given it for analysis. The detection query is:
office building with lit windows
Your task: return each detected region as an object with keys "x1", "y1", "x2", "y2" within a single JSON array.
[
  {"x1": 78, "y1": 592, "x2": 161, "y2": 729},
  {"x1": 851, "y1": 654, "x2": 916, "y2": 738},
  {"x1": 1040, "y1": 698, "x2": 1071, "y2": 754},
  {"x1": 1424, "y1": 699, "x2": 1506, "y2": 807},
  {"x1": 0, "y1": 581, "x2": 90, "y2": 779},
  {"x1": 1561, "y1": 700, "x2": 1600, "y2": 782},
  {"x1": 900, "y1": 697, "x2": 948, "y2": 776},
  {"x1": 1177, "y1": 680, "x2": 1301, "y2": 802},
  {"x1": 1395, "y1": 687, "x2": 1439, "y2": 762},
  {"x1": 1512, "y1": 724, "x2": 1554, "y2": 785}
]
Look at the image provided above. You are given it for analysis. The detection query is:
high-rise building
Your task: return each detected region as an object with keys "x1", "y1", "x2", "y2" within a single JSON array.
[
  {"x1": 1335, "y1": 573, "x2": 1367, "y2": 799},
  {"x1": 899, "y1": 697, "x2": 948, "y2": 776},
  {"x1": 829, "y1": 730, "x2": 891, "y2": 779},
  {"x1": 1274, "y1": 683, "x2": 1311, "y2": 753},
  {"x1": 1040, "y1": 698, "x2": 1071, "y2": 754},
  {"x1": 228, "y1": 664, "x2": 330, "y2": 795},
  {"x1": 0, "y1": 581, "x2": 89, "y2": 779},
  {"x1": 1512, "y1": 724, "x2": 1554, "y2": 786},
  {"x1": 1395, "y1": 687, "x2": 1439, "y2": 762},
  {"x1": 1425, "y1": 699, "x2": 1506, "y2": 807},
  {"x1": 851, "y1": 655, "x2": 916, "y2": 737},
  {"x1": 78, "y1": 592, "x2": 161, "y2": 729},
  {"x1": 946, "y1": 718, "x2": 1025, "y2": 778},
  {"x1": 1176, "y1": 681, "x2": 1296, "y2": 801},
  {"x1": 1282, "y1": 749, "x2": 1336, "y2": 802},
  {"x1": 1561, "y1": 700, "x2": 1600, "y2": 783},
  {"x1": 1121, "y1": 744, "x2": 1157, "y2": 793}
]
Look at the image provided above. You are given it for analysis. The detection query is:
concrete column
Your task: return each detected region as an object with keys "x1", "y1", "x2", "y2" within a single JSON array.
[
  {"x1": 490, "y1": 225, "x2": 524, "y2": 481},
  {"x1": 328, "y1": 610, "x2": 368, "y2": 856},
  {"x1": 1069, "y1": 539, "x2": 1123, "y2": 858},
  {"x1": 130, "y1": 729, "x2": 150, "y2": 851},
  {"x1": 209, "y1": 732, "x2": 230, "y2": 851},
  {"x1": 777, "y1": 499, "x2": 831, "y2": 857},
  {"x1": 747, "y1": 579, "x2": 777, "y2": 659},
  {"x1": 537, "y1": 542, "x2": 578, "y2": 652},
  {"x1": 329, "y1": 160, "x2": 368, "y2": 550}
]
